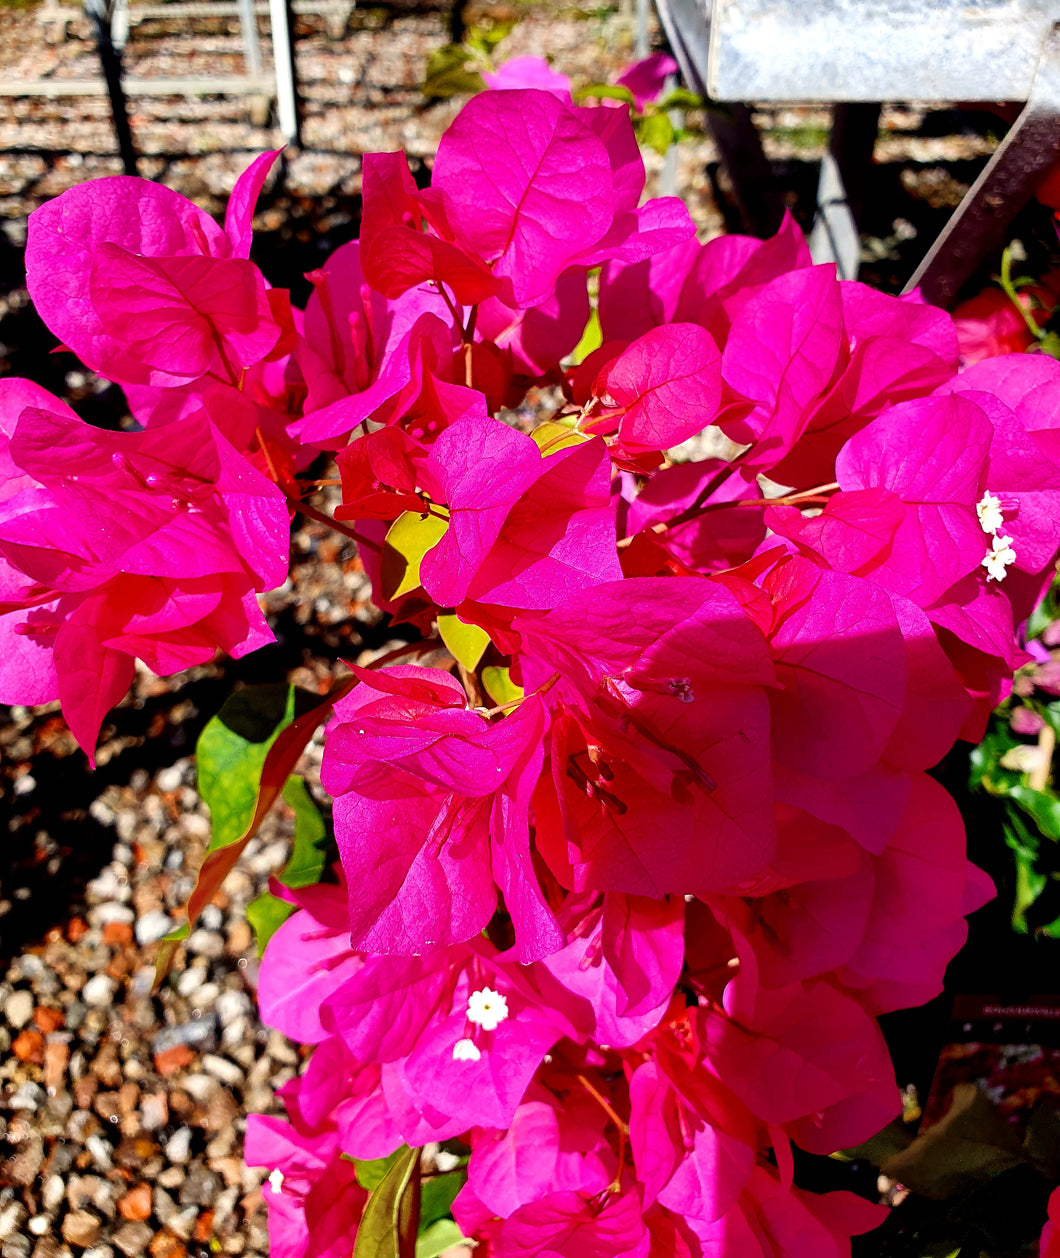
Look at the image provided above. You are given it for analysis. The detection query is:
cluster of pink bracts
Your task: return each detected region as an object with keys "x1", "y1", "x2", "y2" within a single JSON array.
[{"x1": 5, "y1": 86, "x2": 1060, "y2": 1257}]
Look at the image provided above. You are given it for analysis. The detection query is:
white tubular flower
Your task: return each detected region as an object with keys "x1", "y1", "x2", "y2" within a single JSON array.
[
  {"x1": 976, "y1": 491, "x2": 1004, "y2": 534},
  {"x1": 466, "y1": 986, "x2": 509, "y2": 1031},
  {"x1": 452, "y1": 1038, "x2": 481, "y2": 1062},
  {"x1": 982, "y1": 533, "x2": 1016, "y2": 582},
  {"x1": 267, "y1": 1168, "x2": 285, "y2": 1194}
]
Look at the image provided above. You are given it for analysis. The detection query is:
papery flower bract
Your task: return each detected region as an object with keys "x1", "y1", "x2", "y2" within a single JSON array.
[
  {"x1": 25, "y1": 165, "x2": 283, "y2": 388},
  {"x1": 321, "y1": 665, "x2": 563, "y2": 960},
  {"x1": 614, "y1": 52, "x2": 679, "y2": 111},
  {"x1": 419, "y1": 413, "x2": 621, "y2": 613},
  {"x1": 0, "y1": 392, "x2": 288, "y2": 759},
  {"x1": 483, "y1": 55, "x2": 573, "y2": 99}
]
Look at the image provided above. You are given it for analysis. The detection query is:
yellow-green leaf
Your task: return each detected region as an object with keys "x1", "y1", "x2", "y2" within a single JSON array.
[
  {"x1": 570, "y1": 306, "x2": 602, "y2": 366},
  {"x1": 438, "y1": 613, "x2": 490, "y2": 671},
  {"x1": 481, "y1": 666, "x2": 523, "y2": 708},
  {"x1": 382, "y1": 510, "x2": 449, "y2": 601},
  {"x1": 353, "y1": 1145, "x2": 421, "y2": 1258},
  {"x1": 422, "y1": 44, "x2": 486, "y2": 98},
  {"x1": 531, "y1": 422, "x2": 588, "y2": 455}
]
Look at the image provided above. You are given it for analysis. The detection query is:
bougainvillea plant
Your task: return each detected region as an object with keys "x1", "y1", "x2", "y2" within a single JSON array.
[{"x1": 6, "y1": 87, "x2": 1060, "y2": 1258}]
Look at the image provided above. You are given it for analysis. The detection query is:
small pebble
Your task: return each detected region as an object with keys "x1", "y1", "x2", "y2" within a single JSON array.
[
  {"x1": 0, "y1": 1206, "x2": 27, "y2": 1244},
  {"x1": 41, "y1": 1175, "x2": 64, "y2": 1212},
  {"x1": 199, "y1": 905, "x2": 224, "y2": 931},
  {"x1": 202, "y1": 1054, "x2": 243, "y2": 1087},
  {"x1": 166, "y1": 1126, "x2": 193, "y2": 1164},
  {"x1": 26, "y1": 1221, "x2": 48, "y2": 1239},
  {"x1": 90, "y1": 903, "x2": 135, "y2": 927},
  {"x1": 3, "y1": 989, "x2": 34, "y2": 1029},
  {"x1": 112, "y1": 1223, "x2": 152, "y2": 1258},
  {"x1": 81, "y1": 975, "x2": 117, "y2": 1008},
  {"x1": 85, "y1": 1134, "x2": 114, "y2": 1170},
  {"x1": 62, "y1": 1212, "x2": 102, "y2": 1248},
  {"x1": 186, "y1": 929, "x2": 225, "y2": 959},
  {"x1": 155, "y1": 765, "x2": 185, "y2": 793},
  {"x1": 85, "y1": 869, "x2": 128, "y2": 904},
  {"x1": 134, "y1": 910, "x2": 173, "y2": 946},
  {"x1": 175, "y1": 966, "x2": 208, "y2": 999}
]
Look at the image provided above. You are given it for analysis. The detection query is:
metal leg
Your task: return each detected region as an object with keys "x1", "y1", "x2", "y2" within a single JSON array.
[
  {"x1": 809, "y1": 102, "x2": 880, "y2": 281},
  {"x1": 83, "y1": 0, "x2": 138, "y2": 175},
  {"x1": 653, "y1": 0, "x2": 784, "y2": 237},
  {"x1": 268, "y1": 0, "x2": 300, "y2": 145},
  {"x1": 905, "y1": 23, "x2": 1060, "y2": 308},
  {"x1": 238, "y1": 0, "x2": 263, "y2": 81}
]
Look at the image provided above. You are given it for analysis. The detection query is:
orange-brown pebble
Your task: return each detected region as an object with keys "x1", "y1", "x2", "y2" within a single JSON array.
[
  {"x1": 118, "y1": 1182, "x2": 153, "y2": 1222},
  {"x1": 12, "y1": 1029, "x2": 44, "y2": 1064}
]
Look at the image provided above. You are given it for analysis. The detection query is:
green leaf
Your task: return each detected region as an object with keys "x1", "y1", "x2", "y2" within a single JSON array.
[
  {"x1": 416, "y1": 1219, "x2": 468, "y2": 1258},
  {"x1": 155, "y1": 675, "x2": 358, "y2": 987},
  {"x1": 835, "y1": 1116, "x2": 916, "y2": 1167},
  {"x1": 355, "y1": 1147, "x2": 410, "y2": 1193},
  {"x1": 1039, "y1": 331, "x2": 1060, "y2": 361},
  {"x1": 465, "y1": 18, "x2": 516, "y2": 52},
  {"x1": 880, "y1": 1082, "x2": 1026, "y2": 1200},
  {"x1": 198, "y1": 683, "x2": 301, "y2": 852},
  {"x1": 635, "y1": 111, "x2": 675, "y2": 156},
  {"x1": 437, "y1": 613, "x2": 490, "y2": 672},
  {"x1": 1009, "y1": 784, "x2": 1060, "y2": 841},
  {"x1": 246, "y1": 775, "x2": 330, "y2": 954},
  {"x1": 353, "y1": 1145, "x2": 421, "y2": 1258},
  {"x1": 481, "y1": 666, "x2": 523, "y2": 708},
  {"x1": 575, "y1": 83, "x2": 635, "y2": 107},
  {"x1": 423, "y1": 45, "x2": 486, "y2": 98},
  {"x1": 420, "y1": 1169, "x2": 466, "y2": 1230},
  {"x1": 382, "y1": 510, "x2": 449, "y2": 601},
  {"x1": 968, "y1": 716, "x2": 1023, "y2": 795},
  {"x1": 658, "y1": 86, "x2": 703, "y2": 110}
]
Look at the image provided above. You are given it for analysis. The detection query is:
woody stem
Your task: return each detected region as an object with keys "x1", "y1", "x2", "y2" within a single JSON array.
[{"x1": 288, "y1": 495, "x2": 383, "y2": 554}]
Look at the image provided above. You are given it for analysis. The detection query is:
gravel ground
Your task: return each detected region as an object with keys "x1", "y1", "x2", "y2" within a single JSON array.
[{"x1": 0, "y1": 519, "x2": 388, "y2": 1257}]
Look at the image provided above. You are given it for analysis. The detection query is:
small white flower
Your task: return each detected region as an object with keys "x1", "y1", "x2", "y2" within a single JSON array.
[
  {"x1": 466, "y1": 986, "x2": 509, "y2": 1031},
  {"x1": 982, "y1": 533, "x2": 1016, "y2": 582},
  {"x1": 976, "y1": 491, "x2": 1005, "y2": 535},
  {"x1": 452, "y1": 1037, "x2": 481, "y2": 1062},
  {"x1": 267, "y1": 1168, "x2": 285, "y2": 1195}
]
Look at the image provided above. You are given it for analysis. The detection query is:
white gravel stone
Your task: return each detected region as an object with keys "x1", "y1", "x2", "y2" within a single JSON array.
[
  {"x1": 182, "y1": 1073, "x2": 218, "y2": 1103},
  {"x1": 202, "y1": 1053, "x2": 243, "y2": 1087},
  {"x1": 88, "y1": 903, "x2": 135, "y2": 927},
  {"x1": 85, "y1": 1134, "x2": 113, "y2": 1170},
  {"x1": 3, "y1": 989, "x2": 33, "y2": 1029},
  {"x1": 186, "y1": 929, "x2": 225, "y2": 959},
  {"x1": 181, "y1": 813, "x2": 211, "y2": 839},
  {"x1": 26, "y1": 1218, "x2": 48, "y2": 1238},
  {"x1": 85, "y1": 868, "x2": 129, "y2": 904},
  {"x1": 9, "y1": 1082, "x2": 44, "y2": 1110},
  {"x1": 190, "y1": 982, "x2": 221, "y2": 1008},
  {"x1": 166, "y1": 1126, "x2": 193, "y2": 1164},
  {"x1": 176, "y1": 965, "x2": 208, "y2": 998},
  {"x1": 155, "y1": 766, "x2": 185, "y2": 793},
  {"x1": 41, "y1": 1174, "x2": 65, "y2": 1212},
  {"x1": 0, "y1": 1204, "x2": 27, "y2": 1243},
  {"x1": 134, "y1": 910, "x2": 173, "y2": 946},
  {"x1": 199, "y1": 904, "x2": 224, "y2": 931},
  {"x1": 81, "y1": 975, "x2": 116, "y2": 1007},
  {"x1": 215, "y1": 990, "x2": 252, "y2": 1026}
]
